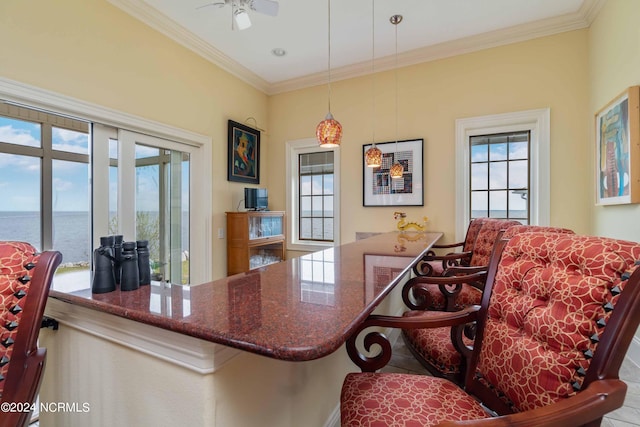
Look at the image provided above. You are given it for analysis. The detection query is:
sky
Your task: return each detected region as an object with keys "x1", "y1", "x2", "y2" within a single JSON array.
[
  {"x1": 0, "y1": 116, "x2": 190, "y2": 213},
  {"x1": 0, "y1": 116, "x2": 89, "y2": 211}
]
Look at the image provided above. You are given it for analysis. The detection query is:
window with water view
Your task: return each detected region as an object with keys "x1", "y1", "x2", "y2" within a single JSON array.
[
  {"x1": 0, "y1": 104, "x2": 192, "y2": 288},
  {"x1": 470, "y1": 131, "x2": 530, "y2": 223}
]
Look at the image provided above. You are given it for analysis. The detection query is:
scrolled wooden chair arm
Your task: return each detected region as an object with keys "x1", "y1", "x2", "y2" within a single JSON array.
[
  {"x1": 442, "y1": 265, "x2": 489, "y2": 292},
  {"x1": 413, "y1": 251, "x2": 473, "y2": 276},
  {"x1": 402, "y1": 271, "x2": 488, "y2": 310},
  {"x1": 436, "y1": 379, "x2": 627, "y2": 427},
  {"x1": 346, "y1": 308, "x2": 480, "y2": 372}
]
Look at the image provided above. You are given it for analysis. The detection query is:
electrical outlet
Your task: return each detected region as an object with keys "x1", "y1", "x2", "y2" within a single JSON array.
[{"x1": 217, "y1": 228, "x2": 224, "y2": 239}]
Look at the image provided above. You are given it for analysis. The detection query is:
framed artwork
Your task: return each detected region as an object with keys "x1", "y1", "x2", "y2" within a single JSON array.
[
  {"x1": 595, "y1": 86, "x2": 640, "y2": 205},
  {"x1": 362, "y1": 139, "x2": 424, "y2": 206},
  {"x1": 228, "y1": 119, "x2": 260, "y2": 183}
]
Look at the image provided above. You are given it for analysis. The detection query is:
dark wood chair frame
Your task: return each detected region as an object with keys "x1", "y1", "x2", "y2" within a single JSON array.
[
  {"x1": 412, "y1": 219, "x2": 485, "y2": 277},
  {"x1": 0, "y1": 250, "x2": 62, "y2": 427}
]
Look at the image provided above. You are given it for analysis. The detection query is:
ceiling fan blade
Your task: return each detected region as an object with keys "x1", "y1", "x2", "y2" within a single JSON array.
[
  {"x1": 196, "y1": 1, "x2": 227, "y2": 10},
  {"x1": 249, "y1": 0, "x2": 279, "y2": 16}
]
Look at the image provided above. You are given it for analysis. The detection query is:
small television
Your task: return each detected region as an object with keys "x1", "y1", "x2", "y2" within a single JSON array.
[{"x1": 244, "y1": 188, "x2": 268, "y2": 211}]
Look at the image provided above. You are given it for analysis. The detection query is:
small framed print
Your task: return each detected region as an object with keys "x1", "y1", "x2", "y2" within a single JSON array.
[{"x1": 228, "y1": 120, "x2": 260, "y2": 184}]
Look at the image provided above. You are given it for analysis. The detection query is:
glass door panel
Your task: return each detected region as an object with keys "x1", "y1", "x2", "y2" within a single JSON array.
[{"x1": 135, "y1": 144, "x2": 190, "y2": 284}]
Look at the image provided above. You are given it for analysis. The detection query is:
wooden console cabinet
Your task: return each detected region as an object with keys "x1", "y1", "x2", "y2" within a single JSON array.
[{"x1": 226, "y1": 211, "x2": 286, "y2": 275}]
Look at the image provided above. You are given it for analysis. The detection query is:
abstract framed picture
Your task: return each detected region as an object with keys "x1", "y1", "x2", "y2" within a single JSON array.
[
  {"x1": 595, "y1": 86, "x2": 640, "y2": 205},
  {"x1": 362, "y1": 139, "x2": 424, "y2": 206},
  {"x1": 228, "y1": 119, "x2": 260, "y2": 184}
]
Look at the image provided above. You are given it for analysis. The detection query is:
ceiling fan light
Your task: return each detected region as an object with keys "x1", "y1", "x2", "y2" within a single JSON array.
[
  {"x1": 234, "y1": 8, "x2": 252, "y2": 30},
  {"x1": 316, "y1": 112, "x2": 342, "y2": 147},
  {"x1": 365, "y1": 145, "x2": 382, "y2": 167}
]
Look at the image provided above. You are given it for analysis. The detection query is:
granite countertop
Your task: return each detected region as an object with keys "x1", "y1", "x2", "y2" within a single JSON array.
[{"x1": 49, "y1": 231, "x2": 442, "y2": 361}]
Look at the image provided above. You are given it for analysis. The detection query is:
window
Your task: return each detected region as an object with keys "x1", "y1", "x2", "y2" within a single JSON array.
[
  {"x1": 470, "y1": 131, "x2": 530, "y2": 223},
  {"x1": 286, "y1": 138, "x2": 340, "y2": 251},
  {"x1": 299, "y1": 151, "x2": 334, "y2": 241},
  {"x1": 455, "y1": 109, "x2": 550, "y2": 241},
  {"x1": 0, "y1": 88, "x2": 210, "y2": 287},
  {"x1": 0, "y1": 104, "x2": 91, "y2": 280}
]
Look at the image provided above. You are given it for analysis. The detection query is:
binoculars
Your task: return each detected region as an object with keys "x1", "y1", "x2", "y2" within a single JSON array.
[{"x1": 92, "y1": 235, "x2": 151, "y2": 294}]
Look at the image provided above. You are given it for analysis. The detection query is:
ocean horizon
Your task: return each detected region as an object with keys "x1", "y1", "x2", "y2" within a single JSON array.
[{"x1": 0, "y1": 211, "x2": 189, "y2": 265}]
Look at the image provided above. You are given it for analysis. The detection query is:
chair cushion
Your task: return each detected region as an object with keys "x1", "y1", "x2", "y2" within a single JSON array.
[
  {"x1": 501, "y1": 225, "x2": 574, "y2": 239},
  {"x1": 0, "y1": 241, "x2": 40, "y2": 392},
  {"x1": 462, "y1": 218, "x2": 486, "y2": 252},
  {"x1": 341, "y1": 373, "x2": 489, "y2": 426},
  {"x1": 402, "y1": 313, "x2": 474, "y2": 375},
  {"x1": 469, "y1": 219, "x2": 520, "y2": 267},
  {"x1": 476, "y1": 232, "x2": 640, "y2": 412}
]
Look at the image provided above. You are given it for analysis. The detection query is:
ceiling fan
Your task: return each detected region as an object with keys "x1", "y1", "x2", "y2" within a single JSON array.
[{"x1": 198, "y1": 0, "x2": 279, "y2": 30}]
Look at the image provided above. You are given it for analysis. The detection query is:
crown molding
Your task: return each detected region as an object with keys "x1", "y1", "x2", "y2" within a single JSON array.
[
  {"x1": 270, "y1": 0, "x2": 606, "y2": 94},
  {"x1": 108, "y1": 0, "x2": 606, "y2": 96},
  {"x1": 106, "y1": 0, "x2": 270, "y2": 93}
]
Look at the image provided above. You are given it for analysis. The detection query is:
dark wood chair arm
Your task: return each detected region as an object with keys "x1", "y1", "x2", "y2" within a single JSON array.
[
  {"x1": 437, "y1": 379, "x2": 627, "y2": 427},
  {"x1": 403, "y1": 271, "x2": 488, "y2": 310},
  {"x1": 431, "y1": 241, "x2": 465, "y2": 250},
  {"x1": 414, "y1": 251, "x2": 473, "y2": 276},
  {"x1": 443, "y1": 265, "x2": 487, "y2": 277},
  {"x1": 442, "y1": 265, "x2": 489, "y2": 294},
  {"x1": 346, "y1": 307, "x2": 480, "y2": 372}
]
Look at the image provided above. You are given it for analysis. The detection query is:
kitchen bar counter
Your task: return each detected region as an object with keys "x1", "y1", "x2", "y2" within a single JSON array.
[{"x1": 48, "y1": 231, "x2": 442, "y2": 361}]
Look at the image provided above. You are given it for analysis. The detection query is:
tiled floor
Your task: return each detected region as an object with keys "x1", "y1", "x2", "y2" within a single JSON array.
[{"x1": 382, "y1": 337, "x2": 640, "y2": 426}]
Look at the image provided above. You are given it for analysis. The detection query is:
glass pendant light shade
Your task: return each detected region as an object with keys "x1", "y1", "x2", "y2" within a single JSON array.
[
  {"x1": 316, "y1": 112, "x2": 342, "y2": 147},
  {"x1": 365, "y1": 144, "x2": 382, "y2": 167},
  {"x1": 390, "y1": 160, "x2": 404, "y2": 178},
  {"x1": 317, "y1": 0, "x2": 342, "y2": 148}
]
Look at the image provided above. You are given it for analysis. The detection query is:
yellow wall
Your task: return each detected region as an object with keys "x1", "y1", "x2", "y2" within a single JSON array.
[
  {"x1": 0, "y1": 0, "x2": 269, "y2": 280},
  {"x1": 589, "y1": 0, "x2": 640, "y2": 241},
  {"x1": 589, "y1": 0, "x2": 640, "y2": 347},
  {"x1": 268, "y1": 30, "x2": 591, "y2": 244}
]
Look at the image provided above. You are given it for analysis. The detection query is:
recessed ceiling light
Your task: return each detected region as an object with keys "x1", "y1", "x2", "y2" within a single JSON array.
[{"x1": 271, "y1": 48, "x2": 287, "y2": 57}]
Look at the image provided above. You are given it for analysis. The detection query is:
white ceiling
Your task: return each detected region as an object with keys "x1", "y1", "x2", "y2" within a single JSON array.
[{"x1": 108, "y1": 0, "x2": 604, "y2": 94}]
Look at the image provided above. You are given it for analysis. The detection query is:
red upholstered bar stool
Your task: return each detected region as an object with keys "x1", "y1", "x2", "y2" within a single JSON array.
[
  {"x1": 401, "y1": 225, "x2": 575, "y2": 384},
  {"x1": 343, "y1": 232, "x2": 640, "y2": 426},
  {"x1": 0, "y1": 241, "x2": 62, "y2": 427},
  {"x1": 412, "y1": 217, "x2": 487, "y2": 277},
  {"x1": 403, "y1": 218, "x2": 521, "y2": 313}
]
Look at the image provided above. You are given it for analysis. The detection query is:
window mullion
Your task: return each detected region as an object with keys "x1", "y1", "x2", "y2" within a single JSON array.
[
  {"x1": 41, "y1": 123, "x2": 53, "y2": 251},
  {"x1": 117, "y1": 130, "x2": 137, "y2": 240}
]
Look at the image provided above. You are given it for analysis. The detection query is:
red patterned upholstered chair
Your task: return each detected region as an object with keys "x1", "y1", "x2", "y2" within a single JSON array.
[
  {"x1": 0, "y1": 241, "x2": 62, "y2": 427},
  {"x1": 403, "y1": 218, "x2": 521, "y2": 313},
  {"x1": 401, "y1": 225, "x2": 575, "y2": 384},
  {"x1": 413, "y1": 218, "x2": 487, "y2": 277},
  {"x1": 343, "y1": 232, "x2": 640, "y2": 426}
]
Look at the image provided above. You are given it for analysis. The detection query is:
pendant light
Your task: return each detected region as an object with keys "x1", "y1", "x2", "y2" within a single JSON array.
[
  {"x1": 316, "y1": 0, "x2": 343, "y2": 148},
  {"x1": 364, "y1": 0, "x2": 382, "y2": 168},
  {"x1": 389, "y1": 14, "x2": 404, "y2": 179}
]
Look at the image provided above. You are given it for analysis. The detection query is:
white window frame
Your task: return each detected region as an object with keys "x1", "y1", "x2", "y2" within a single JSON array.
[
  {"x1": 0, "y1": 76, "x2": 212, "y2": 284},
  {"x1": 455, "y1": 108, "x2": 550, "y2": 241},
  {"x1": 286, "y1": 138, "x2": 341, "y2": 251}
]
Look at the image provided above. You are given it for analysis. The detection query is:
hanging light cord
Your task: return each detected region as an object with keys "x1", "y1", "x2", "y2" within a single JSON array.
[
  {"x1": 327, "y1": 0, "x2": 332, "y2": 114},
  {"x1": 371, "y1": 0, "x2": 376, "y2": 144},
  {"x1": 394, "y1": 15, "x2": 399, "y2": 150}
]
